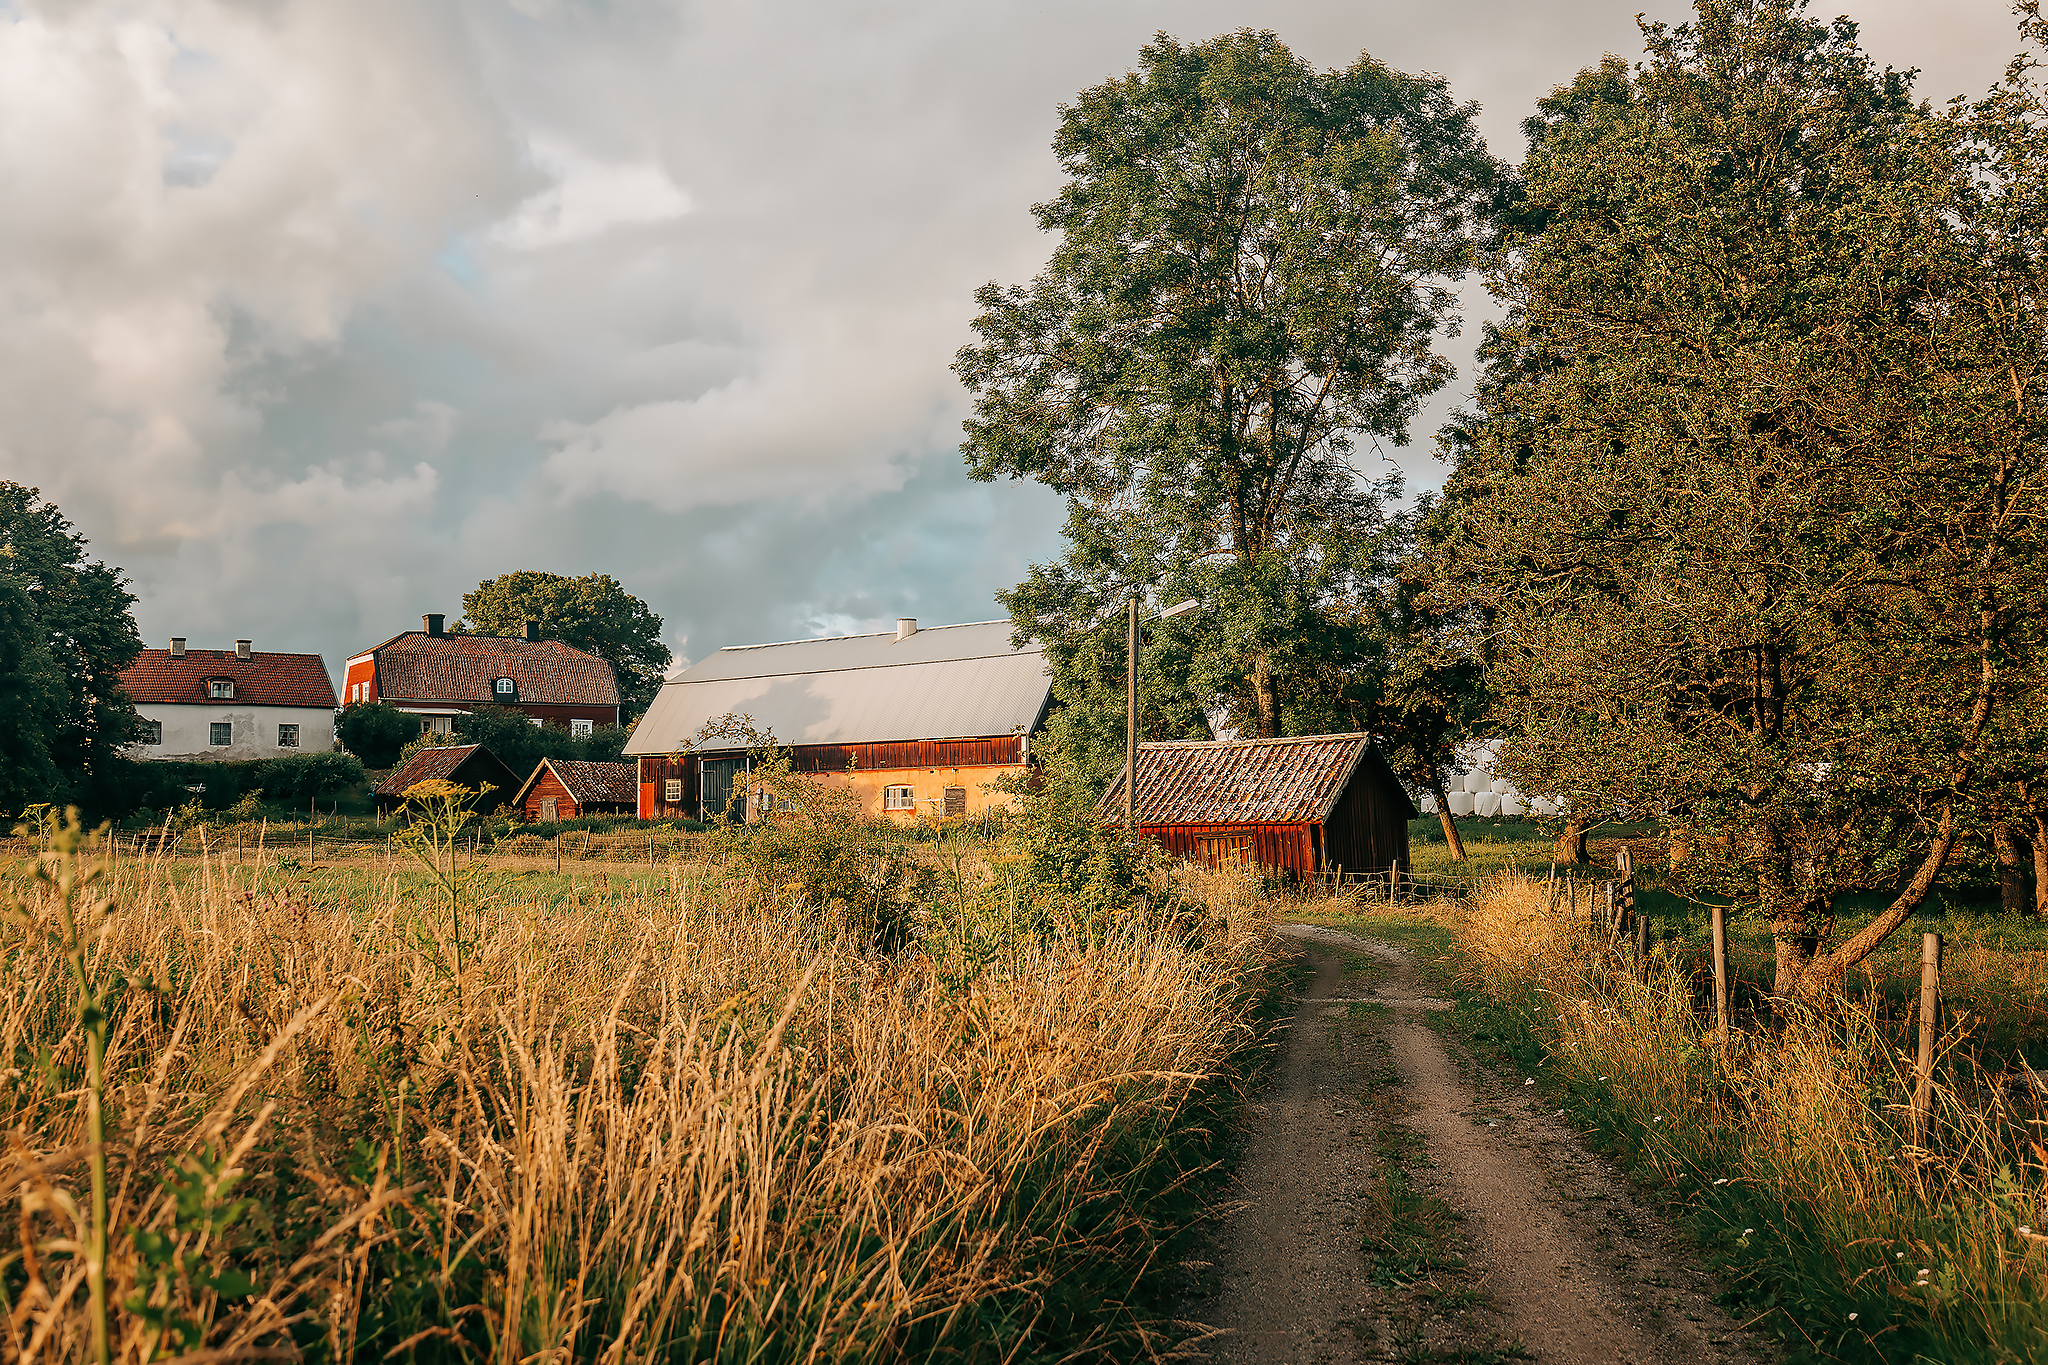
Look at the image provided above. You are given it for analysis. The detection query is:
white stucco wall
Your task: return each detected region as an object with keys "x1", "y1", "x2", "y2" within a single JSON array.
[{"x1": 130, "y1": 704, "x2": 337, "y2": 762}]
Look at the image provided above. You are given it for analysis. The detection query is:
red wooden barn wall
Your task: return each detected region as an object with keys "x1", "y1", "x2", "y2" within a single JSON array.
[
  {"x1": 1138, "y1": 822, "x2": 1320, "y2": 878},
  {"x1": 524, "y1": 768, "x2": 579, "y2": 822}
]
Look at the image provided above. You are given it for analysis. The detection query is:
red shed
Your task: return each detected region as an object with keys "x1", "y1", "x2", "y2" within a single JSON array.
[
  {"x1": 373, "y1": 744, "x2": 520, "y2": 814},
  {"x1": 512, "y1": 758, "x2": 638, "y2": 822},
  {"x1": 1102, "y1": 733, "x2": 1415, "y2": 880}
]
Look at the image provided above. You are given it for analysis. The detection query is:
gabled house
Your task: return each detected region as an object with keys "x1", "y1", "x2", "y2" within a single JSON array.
[
  {"x1": 373, "y1": 744, "x2": 519, "y2": 813},
  {"x1": 1102, "y1": 733, "x2": 1415, "y2": 880},
  {"x1": 343, "y1": 614, "x2": 620, "y2": 738},
  {"x1": 118, "y1": 638, "x2": 338, "y2": 761},
  {"x1": 624, "y1": 617, "x2": 1051, "y2": 822},
  {"x1": 512, "y1": 758, "x2": 638, "y2": 822}
]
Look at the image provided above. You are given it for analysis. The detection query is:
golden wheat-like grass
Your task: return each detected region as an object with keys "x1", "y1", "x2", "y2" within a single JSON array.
[{"x1": 0, "y1": 837, "x2": 1273, "y2": 1365}]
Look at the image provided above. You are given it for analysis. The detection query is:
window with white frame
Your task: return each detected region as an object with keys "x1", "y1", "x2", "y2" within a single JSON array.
[
  {"x1": 209, "y1": 721, "x2": 232, "y2": 746},
  {"x1": 494, "y1": 677, "x2": 515, "y2": 699},
  {"x1": 882, "y1": 785, "x2": 915, "y2": 811},
  {"x1": 571, "y1": 718, "x2": 593, "y2": 737},
  {"x1": 141, "y1": 720, "x2": 162, "y2": 745},
  {"x1": 664, "y1": 778, "x2": 683, "y2": 803},
  {"x1": 277, "y1": 724, "x2": 299, "y2": 748},
  {"x1": 208, "y1": 680, "x2": 234, "y2": 699}
]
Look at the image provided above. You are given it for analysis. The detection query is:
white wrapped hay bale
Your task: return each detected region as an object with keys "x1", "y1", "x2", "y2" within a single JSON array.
[
  {"x1": 1501, "y1": 794, "x2": 1526, "y2": 817},
  {"x1": 1531, "y1": 796, "x2": 1558, "y2": 817},
  {"x1": 1450, "y1": 791, "x2": 1477, "y2": 816},
  {"x1": 1419, "y1": 792, "x2": 1439, "y2": 814},
  {"x1": 1491, "y1": 777, "x2": 1518, "y2": 796},
  {"x1": 1476, "y1": 791, "x2": 1502, "y2": 818},
  {"x1": 1462, "y1": 770, "x2": 1489, "y2": 794}
]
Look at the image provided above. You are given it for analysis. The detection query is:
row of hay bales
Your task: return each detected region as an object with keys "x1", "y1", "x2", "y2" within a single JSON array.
[{"x1": 1415, "y1": 754, "x2": 1566, "y2": 819}]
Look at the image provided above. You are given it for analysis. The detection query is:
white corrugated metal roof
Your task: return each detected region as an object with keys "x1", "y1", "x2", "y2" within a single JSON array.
[{"x1": 623, "y1": 619, "x2": 1050, "y2": 754}]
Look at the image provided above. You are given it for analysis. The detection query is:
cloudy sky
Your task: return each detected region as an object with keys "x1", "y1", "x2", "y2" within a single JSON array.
[{"x1": 0, "y1": 0, "x2": 2020, "y2": 673}]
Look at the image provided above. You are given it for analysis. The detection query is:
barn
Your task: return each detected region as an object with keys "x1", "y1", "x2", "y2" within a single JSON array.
[
  {"x1": 512, "y1": 758, "x2": 639, "y2": 822},
  {"x1": 1103, "y1": 733, "x2": 1415, "y2": 880},
  {"x1": 373, "y1": 744, "x2": 520, "y2": 814},
  {"x1": 624, "y1": 617, "x2": 1050, "y2": 823}
]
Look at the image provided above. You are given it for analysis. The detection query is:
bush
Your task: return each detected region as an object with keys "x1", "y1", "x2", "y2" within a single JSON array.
[
  {"x1": 258, "y1": 751, "x2": 365, "y2": 803},
  {"x1": 994, "y1": 734, "x2": 1146, "y2": 916},
  {"x1": 454, "y1": 705, "x2": 632, "y2": 771},
  {"x1": 338, "y1": 702, "x2": 418, "y2": 768}
]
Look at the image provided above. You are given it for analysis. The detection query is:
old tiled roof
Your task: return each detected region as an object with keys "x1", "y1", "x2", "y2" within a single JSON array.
[
  {"x1": 374, "y1": 744, "x2": 518, "y2": 798},
  {"x1": 119, "y1": 649, "x2": 337, "y2": 709},
  {"x1": 371, "y1": 633, "x2": 620, "y2": 708},
  {"x1": 1101, "y1": 733, "x2": 1408, "y2": 825},
  {"x1": 516, "y1": 758, "x2": 639, "y2": 807}
]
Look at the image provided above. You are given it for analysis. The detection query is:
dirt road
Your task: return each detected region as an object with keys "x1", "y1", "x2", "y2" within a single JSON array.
[{"x1": 1179, "y1": 923, "x2": 1765, "y2": 1364}]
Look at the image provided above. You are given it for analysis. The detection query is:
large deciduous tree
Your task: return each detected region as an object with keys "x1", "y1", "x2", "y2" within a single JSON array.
[
  {"x1": 0, "y1": 484, "x2": 143, "y2": 807},
  {"x1": 1442, "y1": 0, "x2": 2048, "y2": 999},
  {"x1": 457, "y1": 571, "x2": 672, "y2": 715},
  {"x1": 956, "y1": 30, "x2": 1499, "y2": 768}
]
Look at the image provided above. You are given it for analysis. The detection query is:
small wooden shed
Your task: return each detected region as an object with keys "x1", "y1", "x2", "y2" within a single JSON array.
[
  {"x1": 373, "y1": 744, "x2": 519, "y2": 814},
  {"x1": 1102, "y1": 733, "x2": 1415, "y2": 880},
  {"x1": 513, "y1": 758, "x2": 639, "y2": 822}
]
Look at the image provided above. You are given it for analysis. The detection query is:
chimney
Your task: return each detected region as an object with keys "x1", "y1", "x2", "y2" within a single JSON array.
[
  {"x1": 895, "y1": 617, "x2": 917, "y2": 642},
  {"x1": 169, "y1": 636, "x2": 186, "y2": 659},
  {"x1": 423, "y1": 613, "x2": 445, "y2": 637},
  {"x1": 235, "y1": 639, "x2": 251, "y2": 661},
  {"x1": 523, "y1": 618, "x2": 540, "y2": 642}
]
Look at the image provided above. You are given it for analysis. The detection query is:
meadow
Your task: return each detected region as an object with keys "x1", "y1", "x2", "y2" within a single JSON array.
[{"x1": 0, "y1": 814, "x2": 1280, "y2": 1365}]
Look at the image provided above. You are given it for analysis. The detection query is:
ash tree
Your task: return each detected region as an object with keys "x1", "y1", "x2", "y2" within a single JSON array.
[
  {"x1": 1441, "y1": 0, "x2": 2048, "y2": 999},
  {"x1": 955, "y1": 30, "x2": 1500, "y2": 775}
]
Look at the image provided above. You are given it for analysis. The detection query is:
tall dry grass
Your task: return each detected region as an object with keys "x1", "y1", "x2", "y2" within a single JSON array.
[
  {"x1": 0, "y1": 826, "x2": 1274, "y2": 1365},
  {"x1": 1454, "y1": 872, "x2": 2048, "y2": 1361}
]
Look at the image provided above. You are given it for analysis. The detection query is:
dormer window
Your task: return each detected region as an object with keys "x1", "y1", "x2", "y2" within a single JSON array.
[
  {"x1": 494, "y1": 677, "x2": 516, "y2": 700},
  {"x1": 208, "y1": 679, "x2": 234, "y2": 700}
]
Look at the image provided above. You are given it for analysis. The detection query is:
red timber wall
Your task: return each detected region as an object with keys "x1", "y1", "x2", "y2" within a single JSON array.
[
  {"x1": 638, "y1": 736, "x2": 1027, "y2": 820},
  {"x1": 523, "y1": 768, "x2": 580, "y2": 822},
  {"x1": 1138, "y1": 822, "x2": 1321, "y2": 879}
]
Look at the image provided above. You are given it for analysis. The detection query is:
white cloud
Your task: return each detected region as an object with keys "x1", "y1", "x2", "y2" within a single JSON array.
[{"x1": 495, "y1": 139, "x2": 692, "y2": 250}]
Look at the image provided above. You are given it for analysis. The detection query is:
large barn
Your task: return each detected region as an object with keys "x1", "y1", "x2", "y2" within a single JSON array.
[
  {"x1": 1103, "y1": 733, "x2": 1415, "y2": 880},
  {"x1": 624, "y1": 618, "x2": 1050, "y2": 822}
]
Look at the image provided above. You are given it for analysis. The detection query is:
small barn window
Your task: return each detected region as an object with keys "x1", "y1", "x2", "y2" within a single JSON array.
[
  {"x1": 141, "y1": 720, "x2": 162, "y2": 745},
  {"x1": 494, "y1": 677, "x2": 515, "y2": 699},
  {"x1": 664, "y1": 778, "x2": 683, "y2": 803},
  {"x1": 882, "y1": 785, "x2": 914, "y2": 811},
  {"x1": 209, "y1": 680, "x2": 234, "y2": 699},
  {"x1": 209, "y1": 721, "x2": 232, "y2": 746},
  {"x1": 277, "y1": 724, "x2": 299, "y2": 748},
  {"x1": 571, "y1": 718, "x2": 593, "y2": 737}
]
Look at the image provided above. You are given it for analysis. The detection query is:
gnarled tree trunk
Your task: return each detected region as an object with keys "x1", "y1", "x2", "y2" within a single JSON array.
[
  {"x1": 1428, "y1": 771, "x2": 1466, "y2": 861},
  {"x1": 1552, "y1": 815, "x2": 1586, "y2": 865}
]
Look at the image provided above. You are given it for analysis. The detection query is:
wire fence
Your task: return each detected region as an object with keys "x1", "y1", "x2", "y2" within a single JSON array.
[{"x1": 1, "y1": 826, "x2": 728, "y2": 869}]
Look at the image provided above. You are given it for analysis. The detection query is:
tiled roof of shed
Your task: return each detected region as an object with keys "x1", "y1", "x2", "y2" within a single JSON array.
[
  {"x1": 368, "y1": 633, "x2": 619, "y2": 708},
  {"x1": 119, "y1": 649, "x2": 336, "y2": 709},
  {"x1": 374, "y1": 744, "x2": 518, "y2": 798},
  {"x1": 1101, "y1": 734, "x2": 1383, "y2": 825},
  {"x1": 532, "y1": 758, "x2": 638, "y2": 805}
]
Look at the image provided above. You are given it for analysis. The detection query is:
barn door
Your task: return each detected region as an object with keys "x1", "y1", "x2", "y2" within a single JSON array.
[
  {"x1": 700, "y1": 757, "x2": 748, "y2": 823},
  {"x1": 539, "y1": 798, "x2": 559, "y2": 822}
]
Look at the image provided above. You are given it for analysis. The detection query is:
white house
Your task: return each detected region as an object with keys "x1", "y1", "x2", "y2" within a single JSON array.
[{"x1": 118, "y1": 638, "x2": 339, "y2": 762}]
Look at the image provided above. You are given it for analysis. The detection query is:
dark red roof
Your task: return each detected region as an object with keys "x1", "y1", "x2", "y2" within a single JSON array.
[
  {"x1": 1101, "y1": 733, "x2": 1415, "y2": 825},
  {"x1": 517, "y1": 758, "x2": 638, "y2": 807},
  {"x1": 368, "y1": 633, "x2": 619, "y2": 708},
  {"x1": 374, "y1": 743, "x2": 520, "y2": 798},
  {"x1": 119, "y1": 649, "x2": 336, "y2": 709}
]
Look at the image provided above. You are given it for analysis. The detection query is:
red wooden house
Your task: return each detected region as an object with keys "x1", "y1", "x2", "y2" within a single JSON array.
[
  {"x1": 512, "y1": 758, "x2": 638, "y2": 822},
  {"x1": 343, "y1": 614, "x2": 620, "y2": 738},
  {"x1": 1102, "y1": 733, "x2": 1414, "y2": 880}
]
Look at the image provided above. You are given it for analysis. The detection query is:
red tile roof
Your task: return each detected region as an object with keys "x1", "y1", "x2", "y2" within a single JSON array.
[
  {"x1": 543, "y1": 759, "x2": 639, "y2": 805},
  {"x1": 373, "y1": 743, "x2": 520, "y2": 798},
  {"x1": 368, "y1": 633, "x2": 619, "y2": 708},
  {"x1": 1102, "y1": 734, "x2": 1409, "y2": 825},
  {"x1": 119, "y1": 649, "x2": 337, "y2": 709}
]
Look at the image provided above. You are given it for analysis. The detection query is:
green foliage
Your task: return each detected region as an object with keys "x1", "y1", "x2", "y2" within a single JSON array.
[
  {"x1": 0, "y1": 575, "x2": 65, "y2": 814},
  {"x1": 338, "y1": 701, "x2": 420, "y2": 769},
  {"x1": 994, "y1": 735, "x2": 1146, "y2": 917},
  {"x1": 452, "y1": 704, "x2": 630, "y2": 772},
  {"x1": 456, "y1": 570, "x2": 672, "y2": 715},
  {"x1": 956, "y1": 30, "x2": 1500, "y2": 743},
  {"x1": 1439, "y1": 0, "x2": 2048, "y2": 992},
  {"x1": 256, "y1": 751, "x2": 364, "y2": 803},
  {"x1": 0, "y1": 484, "x2": 145, "y2": 807}
]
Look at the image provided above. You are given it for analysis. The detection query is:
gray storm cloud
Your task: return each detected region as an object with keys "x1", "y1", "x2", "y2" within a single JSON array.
[{"x1": 0, "y1": 0, "x2": 2018, "y2": 669}]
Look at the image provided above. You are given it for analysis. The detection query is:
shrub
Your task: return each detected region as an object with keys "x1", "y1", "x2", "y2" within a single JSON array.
[{"x1": 258, "y1": 751, "x2": 365, "y2": 803}]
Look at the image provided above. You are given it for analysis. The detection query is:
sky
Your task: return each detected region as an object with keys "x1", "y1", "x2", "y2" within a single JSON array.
[{"x1": 0, "y1": 0, "x2": 2023, "y2": 675}]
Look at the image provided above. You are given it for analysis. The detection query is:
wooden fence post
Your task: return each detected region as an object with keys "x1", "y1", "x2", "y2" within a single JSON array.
[
  {"x1": 556, "y1": 834, "x2": 563, "y2": 875},
  {"x1": 1913, "y1": 931, "x2": 1943, "y2": 1149},
  {"x1": 1711, "y1": 901, "x2": 1731, "y2": 1043},
  {"x1": 1636, "y1": 909, "x2": 1651, "y2": 979}
]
